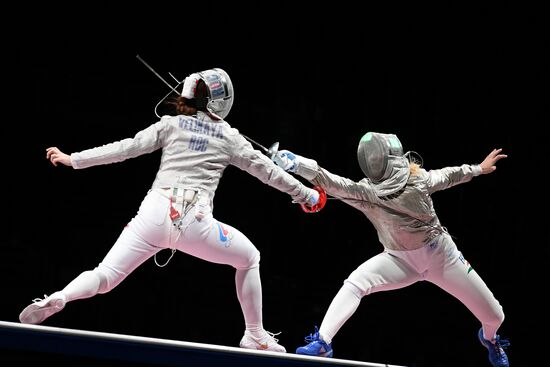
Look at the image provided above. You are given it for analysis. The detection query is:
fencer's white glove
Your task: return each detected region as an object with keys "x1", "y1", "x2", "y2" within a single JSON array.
[
  {"x1": 181, "y1": 73, "x2": 201, "y2": 98},
  {"x1": 306, "y1": 188, "x2": 319, "y2": 206},
  {"x1": 273, "y1": 149, "x2": 320, "y2": 181},
  {"x1": 273, "y1": 150, "x2": 298, "y2": 172}
]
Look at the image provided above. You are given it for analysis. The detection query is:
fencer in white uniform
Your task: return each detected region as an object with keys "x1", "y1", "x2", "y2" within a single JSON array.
[
  {"x1": 19, "y1": 68, "x2": 320, "y2": 353},
  {"x1": 273, "y1": 132, "x2": 510, "y2": 366}
]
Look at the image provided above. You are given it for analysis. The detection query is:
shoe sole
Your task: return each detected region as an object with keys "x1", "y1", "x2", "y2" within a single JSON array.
[
  {"x1": 239, "y1": 334, "x2": 286, "y2": 353},
  {"x1": 296, "y1": 349, "x2": 333, "y2": 358},
  {"x1": 240, "y1": 342, "x2": 286, "y2": 352}
]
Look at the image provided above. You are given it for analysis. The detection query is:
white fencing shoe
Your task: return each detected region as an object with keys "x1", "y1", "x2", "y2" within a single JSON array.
[
  {"x1": 19, "y1": 292, "x2": 66, "y2": 324},
  {"x1": 239, "y1": 329, "x2": 286, "y2": 352}
]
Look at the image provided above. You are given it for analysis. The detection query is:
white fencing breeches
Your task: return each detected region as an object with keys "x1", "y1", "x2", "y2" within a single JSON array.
[
  {"x1": 59, "y1": 189, "x2": 263, "y2": 327},
  {"x1": 319, "y1": 234, "x2": 505, "y2": 344}
]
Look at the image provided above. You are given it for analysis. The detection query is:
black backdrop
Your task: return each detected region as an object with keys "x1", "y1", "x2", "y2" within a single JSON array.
[{"x1": 4, "y1": 2, "x2": 547, "y2": 366}]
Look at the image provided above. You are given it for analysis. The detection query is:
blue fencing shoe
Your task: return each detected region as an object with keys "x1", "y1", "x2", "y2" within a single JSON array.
[
  {"x1": 478, "y1": 328, "x2": 510, "y2": 367},
  {"x1": 296, "y1": 326, "x2": 333, "y2": 358}
]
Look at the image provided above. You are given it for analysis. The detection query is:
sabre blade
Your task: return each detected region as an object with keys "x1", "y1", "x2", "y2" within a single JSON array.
[
  {"x1": 135, "y1": 55, "x2": 279, "y2": 159},
  {"x1": 136, "y1": 54, "x2": 181, "y2": 95}
]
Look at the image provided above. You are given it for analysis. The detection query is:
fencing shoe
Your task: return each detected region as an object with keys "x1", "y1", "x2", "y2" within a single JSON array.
[
  {"x1": 19, "y1": 292, "x2": 66, "y2": 324},
  {"x1": 239, "y1": 329, "x2": 286, "y2": 352},
  {"x1": 296, "y1": 326, "x2": 333, "y2": 357},
  {"x1": 478, "y1": 328, "x2": 510, "y2": 367}
]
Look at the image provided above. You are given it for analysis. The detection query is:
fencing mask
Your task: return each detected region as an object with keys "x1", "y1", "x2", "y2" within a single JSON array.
[
  {"x1": 182, "y1": 68, "x2": 234, "y2": 119},
  {"x1": 357, "y1": 132, "x2": 410, "y2": 196}
]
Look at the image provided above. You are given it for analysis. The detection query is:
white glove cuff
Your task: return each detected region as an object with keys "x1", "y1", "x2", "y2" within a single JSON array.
[
  {"x1": 306, "y1": 188, "x2": 320, "y2": 206},
  {"x1": 295, "y1": 156, "x2": 319, "y2": 180}
]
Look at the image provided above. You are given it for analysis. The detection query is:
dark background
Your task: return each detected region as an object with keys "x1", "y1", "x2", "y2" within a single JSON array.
[{"x1": 4, "y1": 2, "x2": 547, "y2": 366}]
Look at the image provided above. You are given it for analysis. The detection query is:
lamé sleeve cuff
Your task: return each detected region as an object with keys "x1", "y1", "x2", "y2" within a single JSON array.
[{"x1": 296, "y1": 156, "x2": 319, "y2": 181}]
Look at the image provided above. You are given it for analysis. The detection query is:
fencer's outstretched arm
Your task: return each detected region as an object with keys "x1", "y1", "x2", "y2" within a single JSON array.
[
  {"x1": 273, "y1": 150, "x2": 318, "y2": 180},
  {"x1": 46, "y1": 147, "x2": 73, "y2": 167},
  {"x1": 276, "y1": 148, "x2": 507, "y2": 176},
  {"x1": 479, "y1": 148, "x2": 507, "y2": 174},
  {"x1": 273, "y1": 147, "x2": 508, "y2": 203}
]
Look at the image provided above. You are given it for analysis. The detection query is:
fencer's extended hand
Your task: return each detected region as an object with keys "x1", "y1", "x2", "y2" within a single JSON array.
[
  {"x1": 46, "y1": 147, "x2": 72, "y2": 167},
  {"x1": 273, "y1": 150, "x2": 298, "y2": 172},
  {"x1": 307, "y1": 188, "x2": 319, "y2": 206},
  {"x1": 479, "y1": 148, "x2": 507, "y2": 174},
  {"x1": 273, "y1": 149, "x2": 319, "y2": 181},
  {"x1": 301, "y1": 185, "x2": 327, "y2": 213}
]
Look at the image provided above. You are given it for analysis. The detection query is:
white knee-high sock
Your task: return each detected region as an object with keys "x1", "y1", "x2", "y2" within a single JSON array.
[
  {"x1": 60, "y1": 270, "x2": 102, "y2": 302},
  {"x1": 319, "y1": 282, "x2": 362, "y2": 344},
  {"x1": 235, "y1": 267, "x2": 263, "y2": 334}
]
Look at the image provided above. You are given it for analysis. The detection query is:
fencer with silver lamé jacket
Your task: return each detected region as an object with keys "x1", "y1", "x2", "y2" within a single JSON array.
[
  {"x1": 70, "y1": 112, "x2": 314, "y2": 206},
  {"x1": 299, "y1": 159, "x2": 482, "y2": 251}
]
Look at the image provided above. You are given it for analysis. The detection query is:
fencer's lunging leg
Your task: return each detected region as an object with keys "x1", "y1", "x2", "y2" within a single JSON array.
[
  {"x1": 236, "y1": 264, "x2": 263, "y2": 329},
  {"x1": 177, "y1": 219, "x2": 264, "y2": 329},
  {"x1": 61, "y1": 270, "x2": 102, "y2": 301},
  {"x1": 429, "y1": 256, "x2": 504, "y2": 339},
  {"x1": 319, "y1": 282, "x2": 362, "y2": 344},
  {"x1": 19, "y1": 227, "x2": 160, "y2": 324},
  {"x1": 319, "y1": 251, "x2": 422, "y2": 344},
  {"x1": 19, "y1": 267, "x2": 107, "y2": 324},
  {"x1": 234, "y1": 258, "x2": 286, "y2": 352},
  {"x1": 63, "y1": 227, "x2": 161, "y2": 300}
]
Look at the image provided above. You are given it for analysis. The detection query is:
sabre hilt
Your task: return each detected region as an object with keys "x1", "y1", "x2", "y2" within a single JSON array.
[{"x1": 266, "y1": 142, "x2": 279, "y2": 159}]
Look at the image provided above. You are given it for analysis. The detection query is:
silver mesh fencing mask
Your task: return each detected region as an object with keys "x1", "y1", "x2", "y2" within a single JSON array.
[
  {"x1": 357, "y1": 132, "x2": 405, "y2": 182},
  {"x1": 196, "y1": 68, "x2": 234, "y2": 119}
]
